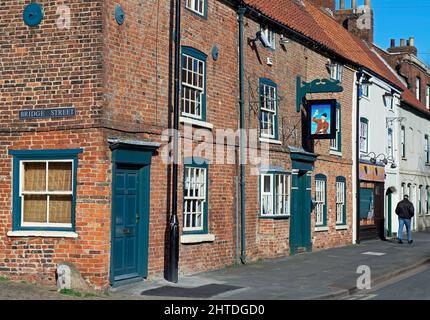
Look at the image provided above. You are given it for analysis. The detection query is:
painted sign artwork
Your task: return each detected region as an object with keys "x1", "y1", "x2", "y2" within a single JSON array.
[{"x1": 307, "y1": 99, "x2": 337, "y2": 140}]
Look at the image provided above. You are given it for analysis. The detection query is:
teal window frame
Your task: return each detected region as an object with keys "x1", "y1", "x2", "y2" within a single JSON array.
[
  {"x1": 259, "y1": 78, "x2": 279, "y2": 140},
  {"x1": 181, "y1": 46, "x2": 207, "y2": 121},
  {"x1": 183, "y1": 157, "x2": 209, "y2": 235},
  {"x1": 184, "y1": 0, "x2": 207, "y2": 19},
  {"x1": 426, "y1": 186, "x2": 430, "y2": 215},
  {"x1": 9, "y1": 149, "x2": 83, "y2": 232},
  {"x1": 330, "y1": 103, "x2": 342, "y2": 152},
  {"x1": 360, "y1": 117, "x2": 369, "y2": 153},
  {"x1": 259, "y1": 171, "x2": 291, "y2": 219},
  {"x1": 335, "y1": 176, "x2": 347, "y2": 226},
  {"x1": 315, "y1": 174, "x2": 327, "y2": 227},
  {"x1": 418, "y1": 185, "x2": 423, "y2": 215}
]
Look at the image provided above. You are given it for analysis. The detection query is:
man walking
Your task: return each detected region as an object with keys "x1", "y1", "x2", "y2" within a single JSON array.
[{"x1": 395, "y1": 195, "x2": 415, "y2": 244}]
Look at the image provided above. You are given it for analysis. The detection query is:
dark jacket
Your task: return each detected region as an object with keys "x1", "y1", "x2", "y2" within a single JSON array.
[{"x1": 395, "y1": 199, "x2": 415, "y2": 219}]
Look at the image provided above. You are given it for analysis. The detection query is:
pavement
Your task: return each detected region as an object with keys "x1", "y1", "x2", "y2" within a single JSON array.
[
  {"x1": 112, "y1": 231, "x2": 430, "y2": 300},
  {"x1": 1, "y1": 231, "x2": 430, "y2": 300}
]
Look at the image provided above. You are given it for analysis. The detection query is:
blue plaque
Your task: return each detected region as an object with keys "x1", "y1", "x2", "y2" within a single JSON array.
[
  {"x1": 23, "y1": 2, "x2": 44, "y2": 27},
  {"x1": 115, "y1": 4, "x2": 125, "y2": 25}
]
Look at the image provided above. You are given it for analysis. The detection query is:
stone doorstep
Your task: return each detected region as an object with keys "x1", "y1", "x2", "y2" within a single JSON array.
[{"x1": 309, "y1": 257, "x2": 430, "y2": 300}]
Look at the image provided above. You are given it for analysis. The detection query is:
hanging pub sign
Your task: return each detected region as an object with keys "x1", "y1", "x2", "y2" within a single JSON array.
[{"x1": 306, "y1": 99, "x2": 337, "y2": 140}]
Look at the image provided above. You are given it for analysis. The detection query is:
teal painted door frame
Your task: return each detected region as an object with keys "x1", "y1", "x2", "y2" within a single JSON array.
[
  {"x1": 289, "y1": 149, "x2": 317, "y2": 255},
  {"x1": 290, "y1": 170, "x2": 312, "y2": 254},
  {"x1": 387, "y1": 192, "x2": 392, "y2": 237},
  {"x1": 109, "y1": 143, "x2": 155, "y2": 286}
]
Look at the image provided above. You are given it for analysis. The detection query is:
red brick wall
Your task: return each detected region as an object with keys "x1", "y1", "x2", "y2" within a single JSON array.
[
  {"x1": 242, "y1": 14, "x2": 354, "y2": 260},
  {"x1": 0, "y1": 0, "x2": 355, "y2": 290}
]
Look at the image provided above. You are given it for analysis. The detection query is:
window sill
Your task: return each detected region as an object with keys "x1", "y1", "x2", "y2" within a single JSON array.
[
  {"x1": 180, "y1": 117, "x2": 213, "y2": 130},
  {"x1": 7, "y1": 230, "x2": 78, "y2": 238},
  {"x1": 259, "y1": 137, "x2": 282, "y2": 145},
  {"x1": 335, "y1": 225, "x2": 348, "y2": 231},
  {"x1": 314, "y1": 226, "x2": 329, "y2": 232},
  {"x1": 180, "y1": 233, "x2": 215, "y2": 244},
  {"x1": 259, "y1": 214, "x2": 290, "y2": 220},
  {"x1": 329, "y1": 150, "x2": 342, "y2": 157}
]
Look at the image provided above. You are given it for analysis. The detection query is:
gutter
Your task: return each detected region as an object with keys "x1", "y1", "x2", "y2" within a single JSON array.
[{"x1": 238, "y1": 5, "x2": 247, "y2": 264}]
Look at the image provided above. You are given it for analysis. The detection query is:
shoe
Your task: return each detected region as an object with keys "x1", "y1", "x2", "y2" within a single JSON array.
[
  {"x1": 408, "y1": 240, "x2": 413, "y2": 244},
  {"x1": 398, "y1": 240, "x2": 404, "y2": 244}
]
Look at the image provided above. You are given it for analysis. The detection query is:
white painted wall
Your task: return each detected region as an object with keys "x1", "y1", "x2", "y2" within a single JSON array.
[
  {"x1": 359, "y1": 72, "x2": 402, "y2": 237},
  {"x1": 397, "y1": 106, "x2": 430, "y2": 232}
]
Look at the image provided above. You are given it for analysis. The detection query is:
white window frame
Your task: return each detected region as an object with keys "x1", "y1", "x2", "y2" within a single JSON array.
[
  {"x1": 185, "y1": 0, "x2": 205, "y2": 16},
  {"x1": 387, "y1": 129, "x2": 394, "y2": 159},
  {"x1": 426, "y1": 85, "x2": 430, "y2": 110},
  {"x1": 425, "y1": 135, "x2": 429, "y2": 164},
  {"x1": 416, "y1": 77, "x2": 421, "y2": 101},
  {"x1": 330, "y1": 64, "x2": 343, "y2": 82},
  {"x1": 260, "y1": 173, "x2": 291, "y2": 217},
  {"x1": 360, "y1": 119, "x2": 368, "y2": 153},
  {"x1": 183, "y1": 166, "x2": 207, "y2": 232},
  {"x1": 315, "y1": 179, "x2": 326, "y2": 226},
  {"x1": 19, "y1": 160, "x2": 74, "y2": 229},
  {"x1": 361, "y1": 83, "x2": 369, "y2": 98},
  {"x1": 401, "y1": 126, "x2": 406, "y2": 158},
  {"x1": 181, "y1": 53, "x2": 205, "y2": 120},
  {"x1": 260, "y1": 83, "x2": 277, "y2": 139},
  {"x1": 330, "y1": 107, "x2": 341, "y2": 151},
  {"x1": 336, "y1": 181, "x2": 346, "y2": 225},
  {"x1": 260, "y1": 24, "x2": 276, "y2": 49}
]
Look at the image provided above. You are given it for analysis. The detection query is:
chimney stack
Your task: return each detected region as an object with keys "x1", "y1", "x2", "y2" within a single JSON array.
[{"x1": 387, "y1": 37, "x2": 418, "y2": 56}]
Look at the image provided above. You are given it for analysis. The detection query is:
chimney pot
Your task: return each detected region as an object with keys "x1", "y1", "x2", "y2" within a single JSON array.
[
  {"x1": 364, "y1": 0, "x2": 371, "y2": 8},
  {"x1": 340, "y1": 0, "x2": 345, "y2": 9},
  {"x1": 390, "y1": 39, "x2": 396, "y2": 48},
  {"x1": 352, "y1": 0, "x2": 357, "y2": 9},
  {"x1": 400, "y1": 39, "x2": 405, "y2": 47},
  {"x1": 409, "y1": 37, "x2": 415, "y2": 47}
]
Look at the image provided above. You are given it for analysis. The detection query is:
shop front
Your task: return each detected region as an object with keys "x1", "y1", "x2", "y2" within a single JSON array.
[{"x1": 359, "y1": 162, "x2": 386, "y2": 240}]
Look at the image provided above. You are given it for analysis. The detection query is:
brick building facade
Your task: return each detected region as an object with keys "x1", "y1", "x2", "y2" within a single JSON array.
[{"x1": 1, "y1": 0, "x2": 417, "y2": 290}]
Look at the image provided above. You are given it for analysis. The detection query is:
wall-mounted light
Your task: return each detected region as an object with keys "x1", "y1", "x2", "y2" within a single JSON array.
[
  {"x1": 280, "y1": 34, "x2": 289, "y2": 48},
  {"x1": 383, "y1": 91, "x2": 394, "y2": 109}
]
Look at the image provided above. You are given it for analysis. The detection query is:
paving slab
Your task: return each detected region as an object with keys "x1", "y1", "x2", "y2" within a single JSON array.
[{"x1": 113, "y1": 231, "x2": 430, "y2": 300}]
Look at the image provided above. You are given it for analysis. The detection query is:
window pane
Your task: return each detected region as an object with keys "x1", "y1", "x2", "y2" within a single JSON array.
[
  {"x1": 23, "y1": 162, "x2": 46, "y2": 191},
  {"x1": 49, "y1": 195, "x2": 72, "y2": 223},
  {"x1": 48, "y1": 162, "x2": 72, "y2": 192},
  {"x1": 23, "y1": 195, "x2": 47, "y2": 223},
  {"x1": 264, "y1": 175, "x2": 271, "y2": 192}
]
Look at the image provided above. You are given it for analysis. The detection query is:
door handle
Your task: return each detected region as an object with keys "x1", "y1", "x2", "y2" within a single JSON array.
[{"x1": 136, "y1": 212, "x2": 140, "y2": 224}]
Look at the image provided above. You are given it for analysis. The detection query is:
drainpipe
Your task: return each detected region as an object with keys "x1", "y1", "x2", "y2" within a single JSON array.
[
  {"x1": 167, "y1": 0, "x2": 181, "y2": 283},
  {"x1": 356, "y1": 70, "x2": 363, "y2": 245},
  {"x1": 238, "y1": 6, "x2": 247, "y2": 264}
]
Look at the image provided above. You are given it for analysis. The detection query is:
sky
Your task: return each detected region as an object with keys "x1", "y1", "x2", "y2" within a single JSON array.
[{"x1": 337, "y1": 0, "x2": 430, "y2": 66}]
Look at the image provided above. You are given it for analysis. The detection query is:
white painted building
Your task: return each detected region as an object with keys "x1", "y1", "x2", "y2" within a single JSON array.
[
  {"x1": 358, "y1": 65, "x2": 402, "y2": 239},
  {"x1": 397, "y1": 102, "x2": 430, "y2": 232}
]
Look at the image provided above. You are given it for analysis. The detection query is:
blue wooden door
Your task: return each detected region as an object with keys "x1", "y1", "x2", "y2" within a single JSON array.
[{"x1": 112, "y1": 167, "x2": 141, "y2": 281}]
